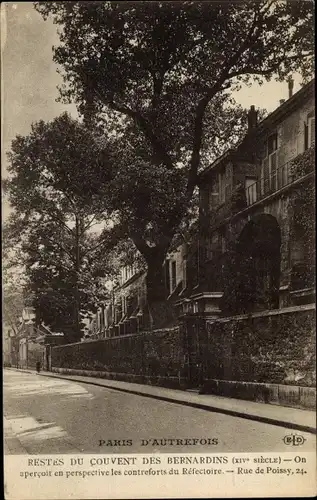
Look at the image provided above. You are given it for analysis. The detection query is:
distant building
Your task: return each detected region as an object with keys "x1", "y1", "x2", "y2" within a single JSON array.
[
  {"x1": 86, "y1": 244, "x2": 189, "y2": 338},
  {"x1": 10, "y1": 307, "x2": 64, "y2": 370}
]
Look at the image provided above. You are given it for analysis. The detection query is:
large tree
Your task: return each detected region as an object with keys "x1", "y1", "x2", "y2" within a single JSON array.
[
  {"x1": 4, "y1": 113, "x2": 116, "y2": 342},
  {"x1": 35, "y1": 0, "x2": 314, "y2": 311}
]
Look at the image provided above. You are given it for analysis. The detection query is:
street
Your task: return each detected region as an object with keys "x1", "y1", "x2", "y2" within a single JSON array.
[{"x1": 4, "y1": 370, "x2": 315, "y2": 455}]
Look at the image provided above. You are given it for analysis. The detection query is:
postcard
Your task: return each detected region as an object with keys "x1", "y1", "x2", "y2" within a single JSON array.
[{"x1": 2, "y1": 1, "x2": 316, "y2": 499}]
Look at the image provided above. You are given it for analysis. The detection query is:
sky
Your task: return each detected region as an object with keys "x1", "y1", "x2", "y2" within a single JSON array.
[{"x1": 1, "y1": 1, "x2": 304, "y2": 221}]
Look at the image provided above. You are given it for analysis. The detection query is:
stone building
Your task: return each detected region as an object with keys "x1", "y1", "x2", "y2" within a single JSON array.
[
  {"x1": 87, "y1": 244, "x2": 188, "y2": 338},
  {"x1": 9, "y1": 307, "x2": 64, "y2": 370},
  {"x1": 177, "y1": 78, "x2": 315, "y2": 318}
]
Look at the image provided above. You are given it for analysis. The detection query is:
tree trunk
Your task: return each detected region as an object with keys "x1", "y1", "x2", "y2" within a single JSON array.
[
  {"x1": 146, "y1": 248, "x2": 167, "y2": 304},
  {"x1": 145, "y1": 246, "x2": 176, "y2": 329}
]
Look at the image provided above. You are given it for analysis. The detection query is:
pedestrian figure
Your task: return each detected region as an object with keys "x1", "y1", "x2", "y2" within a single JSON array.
[{"x1": 36, "y1": 361, "x2": 41, "y2": 374}]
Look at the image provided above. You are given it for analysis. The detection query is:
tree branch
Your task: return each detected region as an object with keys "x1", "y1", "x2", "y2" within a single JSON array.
[
  {"x1": 81, "y1": 72, "x2": 175, "y2": 171},
  {"x1": 82, "y1": 224, "x2": 127, "y2": 256},
  {"x1": 227, "y1": 51, "x2": 314, "y2": 80},
  {"x1": 81, "y1": 214, "x2": 98, "y2": 234},
  {"x1": 45, "y1": 210, "x2": 75, "y2": 236},
  {"x1": 108, "y1": 100, "x2": 175, "y2": 170},
  {"x1": 41, "y1": 233, "x2": 77, "y2": 264},
  {"x1": 186, "y1": 9, "x2": 263, "y2": 197}
]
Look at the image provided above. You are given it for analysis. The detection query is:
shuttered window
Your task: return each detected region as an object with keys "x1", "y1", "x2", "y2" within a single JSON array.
[
  {"x1": 171, "y1": 261, "x2": 177, "y2": 291},
  {"x1": 261, "y1": 157, "x2": 270, "y2": 194},
  {"x1": 261, "y1": 132, "x2": 278, "y2": 195},
  {"x1": 245, "y1": 177, "x2": 257, "y2": 205},
  {"x1": 209, "y1": 175, "x2": 219, "y2": 209},
  {"x1": 308, "y1": 116, "x2": 315, "y2": 147}
]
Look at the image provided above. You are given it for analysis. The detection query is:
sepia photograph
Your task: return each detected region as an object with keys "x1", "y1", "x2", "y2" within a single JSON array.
[{"x1": 1, "y1": 1, "x2": 316, "y2": 498}]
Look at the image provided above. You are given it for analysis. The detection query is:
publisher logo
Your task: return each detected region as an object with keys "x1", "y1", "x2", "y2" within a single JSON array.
[{"x1": 283, "y1": 434, "x2": 306, "y2": 446}]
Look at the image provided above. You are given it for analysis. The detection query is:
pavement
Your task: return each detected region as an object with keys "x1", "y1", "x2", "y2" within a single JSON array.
[
  {"x1": 4, "y1": 369, "x2": 316, "y2": 455},
  {"x1": 4, "y1": 416, "x2": 28, "y2": 454},
  {"x1": 6, "y1": 367, "x2": 316, "y2": 435}
]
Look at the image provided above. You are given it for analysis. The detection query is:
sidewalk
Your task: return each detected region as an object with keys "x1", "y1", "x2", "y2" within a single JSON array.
[
  {"x1": 5, "y1": 367, "x2": 316, "y2": 434},
  {"x1": 33, "y1": 370, "x2": 316, "y2": 435},
  {"x1": 4, "y1": 417, "x2": 28, "y2": 454}
]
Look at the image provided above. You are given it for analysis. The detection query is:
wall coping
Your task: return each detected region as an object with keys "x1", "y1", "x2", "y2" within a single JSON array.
[
  {"x1": 54, "y1": 325, "x2": 180, "y2": 349},
  {"x1": 52, "y1": 304, "x2": 314, "y2": 350},
  {"x1": 206, "y1": 303, "x2": 315, "y2": 325}
]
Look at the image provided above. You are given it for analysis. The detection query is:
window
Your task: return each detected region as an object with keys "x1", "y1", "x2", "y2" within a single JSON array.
[
  {"x1": 209, "y1": 176, "x2": 219, "y2": 209},
  {"x1": 171, "y1": 261, "x2": 177, "y2": 292},
  {"x1": 115, "y1": 301, "x2": 122, "y2": 324},
  {"x1": 209, "y1": 168, "x2": 231, "y2": 208},
  {"x1": 120, "y1": 269, "x2": 125, "y2": 284},
  {"x1": 207, "y1": 233, "x2": 222, "y2": 260},
  {"x1": 308, "y1": 115, "x2": 315, "y2": 148},
  {"x1": 268, "y1": 133, "x2": 278, "y2": 155},
  {"x1": 245, "y1": 177, "x2": 257, "y2": 205},
  {"x1": 261, "y1": 132, "x2": 278, "y2": 194},
  {"x1": 164, "y1": 259, "x2": 170, "y2": 294},
  {"x1": 219, "y1": 171, "x2": 226, "y2": 204},
  {"x1": 219, "y1": 168, "x2": 232, "y2": 204},
  {"x1": 183, "y1": 259, "x2": 187, "y2": 289},
  {"x1": 122, "y1": 296, "x2": 127, "y2": 316},
  {"x1": 127, "y1": 294, "x2": 137, "y2": 317},
  {"x1": 220, "y1": 233, "x2": 226, "y2": 253},
  {"x1": 211, "y1": 233, "x2": 219, "y2": 248},
  {"x1": 304, "y1": 112, "x2": 315, "y2": 150}
]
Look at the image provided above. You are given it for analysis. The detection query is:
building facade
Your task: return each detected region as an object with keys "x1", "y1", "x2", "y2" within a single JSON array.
[
  {"x1": 176, "y1": 78, "x2": 315, "y2": 319},
  {"x1": 6, "y1": 307, "x2": 64, "y2": 370},
  {"x1": 86, "y1": 244, "x2": 188, "y2": 339}
]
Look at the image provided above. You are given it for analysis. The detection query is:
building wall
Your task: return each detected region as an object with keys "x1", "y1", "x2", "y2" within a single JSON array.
[{"x1": 274, "y1": 96, "x2": 314, "y2": 165}]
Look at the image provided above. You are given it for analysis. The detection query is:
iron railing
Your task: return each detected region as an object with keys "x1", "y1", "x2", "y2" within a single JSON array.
[
  {"x1": 246, "y1": 159, "x2": 294, "y2": 206},
  {"x1": 245, "y1": 153, "x2": 314, "y2": 207}
]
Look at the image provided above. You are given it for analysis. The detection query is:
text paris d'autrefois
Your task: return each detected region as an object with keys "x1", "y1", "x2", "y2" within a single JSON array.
[{"x1": 98, "y1": 438, "x2": 218, "y2": 447}]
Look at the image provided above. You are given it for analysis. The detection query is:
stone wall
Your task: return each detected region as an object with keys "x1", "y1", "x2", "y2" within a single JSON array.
[
  {"x1": 51, "y1": 306, "x2": 315, "y2": 390},
  {"x1": 51, "y1": 326, "x2": 185, "y2": 388},
  {"x1": 201, "y1": 306, "x2": 315, "y2": 388}
]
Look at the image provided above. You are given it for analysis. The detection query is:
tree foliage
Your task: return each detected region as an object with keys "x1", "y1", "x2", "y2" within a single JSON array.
[{"x1": 4, "y1": 113, "x2": 117, "y2": 342}]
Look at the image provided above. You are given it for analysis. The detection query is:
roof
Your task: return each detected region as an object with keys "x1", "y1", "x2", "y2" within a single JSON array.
[
  {"x1": 199, "y1": 78, "x2": 315, "y2": 181},
  {"x1": 198, "y1": 149, "x2": 236, "y2": 181},
  {"x1": 255, "y1": 78, "x2": 314, "y2": 133}
]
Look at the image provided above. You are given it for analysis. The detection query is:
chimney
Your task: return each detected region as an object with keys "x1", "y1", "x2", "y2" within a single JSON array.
[
  {"x1": 247, "y1": 105, "x2": 258, "y2": 132},
  {"x1": 280, "y1": 99, "x2": 285, "y2": 106},
  {"x1": 288, "y1": 77, "x2": 294, "y2": 99}
]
